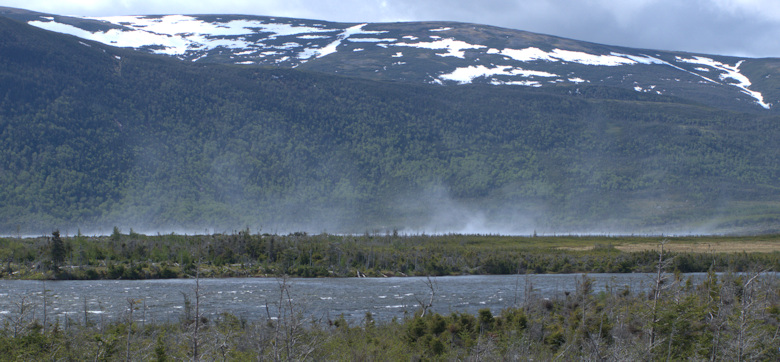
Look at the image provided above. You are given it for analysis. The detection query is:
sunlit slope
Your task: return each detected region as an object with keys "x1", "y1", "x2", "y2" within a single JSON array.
[{"x1": 1, "y1": 17, "x2": 780, "y2": 235}]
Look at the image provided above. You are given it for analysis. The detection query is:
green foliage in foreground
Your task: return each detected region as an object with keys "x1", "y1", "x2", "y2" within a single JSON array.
[
  {"x1": 1, "y1": 232, "x2": 778, "y2": 280},
  {"x1": 0, "y1": 272, "x2": 777, "y2": 361}
]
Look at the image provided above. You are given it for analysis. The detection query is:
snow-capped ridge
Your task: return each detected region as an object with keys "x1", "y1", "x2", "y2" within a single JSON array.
[{"x1": 14, "y1": 11, "x2": 776, "y2": 111}]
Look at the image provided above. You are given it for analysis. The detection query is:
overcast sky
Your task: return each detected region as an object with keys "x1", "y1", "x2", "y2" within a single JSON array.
[{"x1": 3, "y1": 0, "x2": 779, "y2": 58}]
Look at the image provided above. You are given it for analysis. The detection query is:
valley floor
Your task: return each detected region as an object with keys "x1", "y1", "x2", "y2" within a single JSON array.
[{"x1": 1, "y1": 233, "x2": 779, "y2": 280}]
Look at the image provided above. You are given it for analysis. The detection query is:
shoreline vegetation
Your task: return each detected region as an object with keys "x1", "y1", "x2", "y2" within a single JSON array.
[
  {"x1": 1, "y1": 230, "x2": 778, "y2": 280},
  {"x1": 0, "y1": 260, "x2": 778, "y2": 360},
  {"x1": 0, "y1": 232, "x2": 778, "y2": 360}
]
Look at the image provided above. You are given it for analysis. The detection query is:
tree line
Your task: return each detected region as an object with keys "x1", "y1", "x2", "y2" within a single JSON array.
[{"x1": 1, "y1": 232, "x2": 777, "y2": 279}]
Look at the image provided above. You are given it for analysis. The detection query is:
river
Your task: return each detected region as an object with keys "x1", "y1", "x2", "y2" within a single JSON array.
[{"x1": 0, "y1": 273, "x2": 742, "y2": 325}]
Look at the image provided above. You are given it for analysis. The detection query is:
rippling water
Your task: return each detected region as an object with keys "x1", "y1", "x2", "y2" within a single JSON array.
[{"x1": 0, "y1": 273, "x2": 726, "y2": 324}]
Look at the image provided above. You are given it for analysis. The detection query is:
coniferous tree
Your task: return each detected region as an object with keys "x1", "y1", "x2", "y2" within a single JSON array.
[{"x1": 50, "y1": 230, "x2": 65, "y2": 272}]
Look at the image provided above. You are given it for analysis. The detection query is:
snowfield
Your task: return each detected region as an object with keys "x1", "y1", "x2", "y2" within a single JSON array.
[
  {"x1": 439, "y1": 65, "x2": 559, "y2": 84},
  {"x1": 23, "y1": 13, "x2": 772, "y2": 110},
  {"x1": 676, "y1": 56, "x2": 771, "y2": 109},
  {"x1": 393, "y1": 38, "x2": 487, "y2": 58}
]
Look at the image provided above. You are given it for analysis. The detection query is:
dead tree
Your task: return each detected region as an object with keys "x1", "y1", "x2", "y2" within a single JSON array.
[
  {"x1": 648, "y1": 240, "x2": 675, "y2": 354},
  {"x1": 414, "y1": 275, "x2": 437, "y2": 317}
]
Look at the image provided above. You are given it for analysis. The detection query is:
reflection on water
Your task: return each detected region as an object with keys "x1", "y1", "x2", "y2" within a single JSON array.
[{"x1": 0, "y1": 273, "x2": 755, "y2": 324}]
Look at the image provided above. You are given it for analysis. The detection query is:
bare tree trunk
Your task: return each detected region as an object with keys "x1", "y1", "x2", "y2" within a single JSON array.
[
  {"x1": 649, "y1": 240, "x2": 672, "y2": 354},
  {"x1": 84, "y1": 297, "x2": 89, "y2": 326},
  {"x1": 194, "y1": 252, "x2": 201, "y2": 361},
  {"x1": 10, "y1": 295, "x2": 31, "y2": 338},
  {"x1": 414, "y1": 275, "x2": 436, "y2": 317},
  {"x1": 126, "y1": 298, "x2": 134, "y2": 362},
  {"x1": 272, "y1": 276, "x2": 290, "y2": 362},
  {"x1": 42, "y1": 280, "x2": 47, "y2": 334},
  {"x1": 735, "y1": 271, "x2": 762, "y2": 362},
  {"x1": 666, "y1": 324, "x2": 675, "y2": 362}
]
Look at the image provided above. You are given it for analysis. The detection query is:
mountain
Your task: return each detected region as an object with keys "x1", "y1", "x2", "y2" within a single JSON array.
[
  {"x1": 2, "y1": 7, "x2": 779, "y2": 114},
  {"x1": 1, "y1": 10, "x2": 780, "y2": 235}
]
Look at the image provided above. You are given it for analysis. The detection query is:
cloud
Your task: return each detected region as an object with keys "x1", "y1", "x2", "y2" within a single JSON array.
[{"x1": 712, "y1": 0, "x2": 780, "y2": 21}]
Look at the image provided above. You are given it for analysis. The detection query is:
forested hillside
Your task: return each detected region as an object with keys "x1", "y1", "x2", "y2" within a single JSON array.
[{"x1": 2, "y1": 17, "x2": 780, "y2": 235}]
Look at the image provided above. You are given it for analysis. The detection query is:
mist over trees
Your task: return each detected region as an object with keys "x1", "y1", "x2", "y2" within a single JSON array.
[{"x1": 2, "y1": 17, "x2": 780, "y2": 235}]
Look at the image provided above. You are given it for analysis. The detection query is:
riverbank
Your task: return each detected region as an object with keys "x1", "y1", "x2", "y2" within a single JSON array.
[
  {"x1": 1, "y1": 232, "x2": 778, "y2": 280},
  {"x1": 0, "y1": 271, "x2": 777, "y2": 360}
]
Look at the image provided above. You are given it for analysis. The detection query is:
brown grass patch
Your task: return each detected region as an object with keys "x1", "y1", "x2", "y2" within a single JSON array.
[
  {"x1": 561, "y1": 241, "x2": 780, "y2": 253},
  {"x1": 615, "y1": 241, "x2": 780, "y2": 253}
]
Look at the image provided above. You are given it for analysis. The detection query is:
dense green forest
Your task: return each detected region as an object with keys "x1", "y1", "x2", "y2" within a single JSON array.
[
  {"x1": 1, "y1": 268, "x2": 777, "y2": 360},
  {"x1": 2, "y1": 17, "x2": 780, "y2": 235},
  {"x1": 1, "y1": 232, "x2": 778, "y2": 279}
]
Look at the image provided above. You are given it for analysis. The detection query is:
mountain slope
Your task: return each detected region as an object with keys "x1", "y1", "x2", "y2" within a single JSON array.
[
  {"x1": 2, "y1": 16, "x2": 780, "y2": 235},
  {"x1": 1, "y1": 7, "x2": 778, "y2": 114}
]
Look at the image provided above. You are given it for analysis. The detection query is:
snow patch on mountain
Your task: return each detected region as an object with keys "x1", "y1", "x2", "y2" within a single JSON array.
[
  {"x1": 298, "y1": 23, "x2": 386, "y2": 60},
  {"x1": 638, "y1": 55, "x2": 720, "y2": 85},
  {"x1": 634, "y1": 84, "x2": 659, "y2": 93},
  {"x1": 675, "y1": 56, "x2": 771, "y2": 109},
  {"x1": 439, "y1": 65, "x2": 558, "y2": 84},
  {"x1": 275, "y1": 42, "x2": 301, "y2": 50},
  {"x1": 30, "y1": 15, "x2": 341, "y2": 55},
  {"x1": 490, "y1": 47, "x2": 553, "y2": 62},
  {"x1": 490, "y1": 47, "x2": 664, "y2": 66},
  {"x1": 492, "y1": 79, "x2": 542, "y2": 87},
  {"x1": 347, "y1": 37, "x2": 398, "y2": 43},
  {"x1": 550, "y1": 49, "x2": 636, "y2": 66},
  {"x1": 30, "y1": 20, "x2": 190, "y2": 54},
  {"x1": 298, "y1": 35, "x2": 331, "y2": 39},
  {"x1": 393, "y1": 39, "x2": 486, "y2": 58},
  {"x1": 609, "y1": 53, "x2": 665, "y2": 65},
  {"x1": 21, "y1": 13, "x2": 773, "y2": 110}
]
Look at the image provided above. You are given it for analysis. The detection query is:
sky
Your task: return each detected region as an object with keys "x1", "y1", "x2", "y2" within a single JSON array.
[{"x1": 3, "y1": 0, "x2": 779, "y2": 58}]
